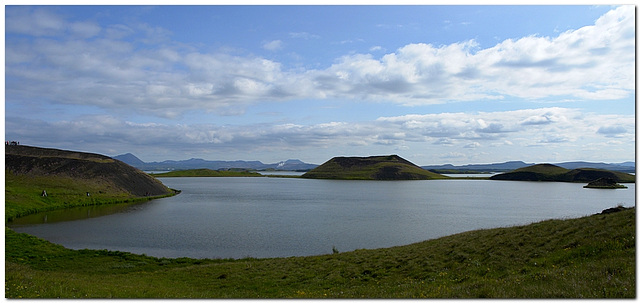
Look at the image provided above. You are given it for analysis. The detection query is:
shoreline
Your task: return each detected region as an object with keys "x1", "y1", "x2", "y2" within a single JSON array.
[
  {"x1": 5, "y1": 207, "x2": 635, "y2": 298},
  {"x1": 5, "y1": 188, "x2": 180, "y2": 223}
]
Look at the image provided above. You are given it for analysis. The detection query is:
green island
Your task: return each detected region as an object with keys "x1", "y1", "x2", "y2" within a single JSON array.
[
  {"x1": 301, "y1": 155, "x2": 448, "y2": 180},
  {"x1": 583, "y1": 178, "x2": 628, "y2": 189},
  {"x1": 150, "y1": 168, "x2": 263, "y2": 177},
  {"x1": 490, "y1": 163, "x2": 635, "y2": 184},
  {"x1": 5, "y1": 146, "x2": 635, "y2": 298}
]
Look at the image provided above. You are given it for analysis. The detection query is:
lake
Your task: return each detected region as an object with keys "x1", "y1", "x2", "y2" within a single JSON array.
[{"x1": 8, "y1": 177, "x2": 635, "y2": 259}]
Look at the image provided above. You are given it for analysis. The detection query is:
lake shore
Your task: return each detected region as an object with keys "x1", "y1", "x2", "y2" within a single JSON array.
[
  {"x1": 5, "y1": 168, "x2": 634, "y2": 298},
  {"x1": 5, "y1": 171, "x2": 180, "y2": 222},
  {"x1": 9, "y1": 176, "x2": 634, "y2": 260},
  {"x1": 5, "y1": 207, "x2": 634, "y2": 298}
]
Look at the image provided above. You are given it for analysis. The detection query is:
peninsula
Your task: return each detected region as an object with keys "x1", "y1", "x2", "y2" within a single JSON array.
[
  {"x1": 5, "y1": 145, "x2": 175, "y2": 220},
  {"x1": 301, "y1": 155, "x2": 447, "y2": 180}
]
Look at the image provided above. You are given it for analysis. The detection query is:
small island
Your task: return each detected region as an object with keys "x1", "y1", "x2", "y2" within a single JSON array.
[
  {"x1": 583, "y1": 177, "x2": 628, "y2": 189},
  {"x1": 489, "y1": 163, "x2": 635, "y2": 185},
  {"x1": 301, "y1": 155, "x2": 448, "y2": 180}
]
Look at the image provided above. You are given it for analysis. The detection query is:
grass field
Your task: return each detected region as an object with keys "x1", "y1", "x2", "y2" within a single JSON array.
[{"x1": 5, "y1": 206, "x2": 635, "y2": 298}]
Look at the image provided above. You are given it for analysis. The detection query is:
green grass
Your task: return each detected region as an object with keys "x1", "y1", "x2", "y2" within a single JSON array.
[
  {"x1": 5, "y1": 170, "x2": 176, "y2": 222},
  {"x1": 5, "y1": 208, "x2": 635, "y2": 298},
  {"x1": 512, "y1": 164, "x2": 570, "y2": 175},
  {"x1": 150, "y1": 169, "x2": 263, "y2": 177}
]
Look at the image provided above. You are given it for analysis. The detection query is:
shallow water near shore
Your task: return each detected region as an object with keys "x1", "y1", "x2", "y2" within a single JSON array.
[{"x1": 9, "y1": 177, "x2": 635, "y2": 259}]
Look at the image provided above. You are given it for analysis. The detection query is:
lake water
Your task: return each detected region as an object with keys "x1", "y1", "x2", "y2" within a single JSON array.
[
  {"x1": 8, "y1": 177, "x2": 635, "y2": 259},
  {"x1": 257, "y1": 171, "x2": 306, "y2": 176}
]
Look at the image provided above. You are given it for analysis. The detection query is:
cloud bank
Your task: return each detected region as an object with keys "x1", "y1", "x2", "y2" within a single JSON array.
[
  {"x1": 5, "y1": 6, "x2": 635, "y2": 118},
  {"x1": 6, "y1": 107, "x2": 634, "y2": 163}
]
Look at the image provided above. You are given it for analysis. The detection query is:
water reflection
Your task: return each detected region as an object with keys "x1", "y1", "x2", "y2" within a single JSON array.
[
  {"x1": 8, "y1": 178, "x2": 635, "y2": 259},
  {"x1": 8, "y1": 201, "x2": 150, "y2": 225}
]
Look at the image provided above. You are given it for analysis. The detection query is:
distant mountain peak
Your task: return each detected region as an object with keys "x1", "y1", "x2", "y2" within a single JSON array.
[
  {"x1": 284, "y1": 159, "x2": 304, "y2": 164},
  {"x1": 114, "y1": 153, "x2": 145, "y2": 166}
]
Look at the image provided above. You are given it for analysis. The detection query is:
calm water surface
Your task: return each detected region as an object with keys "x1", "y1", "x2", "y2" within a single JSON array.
[{"x1": 9, "y1": 177, "x2": 635, "y2": 259}]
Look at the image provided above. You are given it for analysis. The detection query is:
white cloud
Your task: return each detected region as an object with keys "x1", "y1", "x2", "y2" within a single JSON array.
[
  {"x1": 597, "y1": 125, "x2": 627, "y2": 137},
  {"x1": 464, "y1": 142, "x2": 481, "y2": 148},
  {"x1": 5, "y1": 6, "x2": 635, "y2": 118},
  {"x1": 537, "y1": 134, "x2": 572, "y2": 144},
  {"x1": 6, "y1": 107, "x2": 634, "y2": 164},
  {"x1": 6, "y1": 7, "x2": 65, "y2": 36},
  {"x1": 289, "y1": 32, "x2": 320, "y2": 39},
  {"x1": 262, "y1": 40, "x2": 283, "y2": 51},
  {"x1": 69, "y1": 21, "x2": 101, "y2": 38}
]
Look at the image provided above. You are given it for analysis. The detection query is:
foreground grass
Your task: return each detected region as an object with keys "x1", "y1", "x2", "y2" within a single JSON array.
[{"x1": 6, "y1": 208, "x2": 634, "y2": 298}]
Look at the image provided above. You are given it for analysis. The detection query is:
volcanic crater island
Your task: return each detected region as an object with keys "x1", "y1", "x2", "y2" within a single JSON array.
[
  {"x1": 301, "y1": 155, "x2": 448, "y2": 180},
  {"x1": 489, "y1": 163, "x2": 634, "y2": 187},
  {"x1": 300, "y1": 154, "x2": 634, "y2": 187}
]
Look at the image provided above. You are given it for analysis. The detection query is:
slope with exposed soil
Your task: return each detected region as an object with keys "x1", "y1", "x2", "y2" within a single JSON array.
[{"x1": 6, "y1": 145, "x2": 172, "y2": 197}]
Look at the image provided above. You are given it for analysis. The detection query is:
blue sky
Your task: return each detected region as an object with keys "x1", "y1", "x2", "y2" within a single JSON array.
[{"x1": 4, "y1": 5, "x2": 636, "y2": 165}]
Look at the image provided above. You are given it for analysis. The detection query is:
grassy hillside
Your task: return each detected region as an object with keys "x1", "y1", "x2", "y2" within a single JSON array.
[
  {"x1": 5, "y1": 145, "x2": 175, "y2": 221},
  {"x1": 302, "y1": 155, "x2": 447, "y2": 180},
  {"x1": 562, "y1": 168, "x2": 635, "y2": 183},
  {"x1": 150, "y1": 168, "x2": 262, "y2": 177},
  {"x1": 490, "y1": 164, "x2": 635, "y2": 183},
  {"x1": 5, "y1": 207, "x2": 634, "y2": 298}
]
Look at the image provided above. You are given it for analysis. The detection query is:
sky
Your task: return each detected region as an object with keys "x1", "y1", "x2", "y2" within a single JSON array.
[{"x1": 4, "y1": 4, "x2": 636, "y2": 166}]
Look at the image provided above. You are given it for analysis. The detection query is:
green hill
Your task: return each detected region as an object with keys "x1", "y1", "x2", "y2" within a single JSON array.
[
  {"x1": 489, "y1": 164, "x2": 635, "y2": 183},
  {"x1": 5, "y1": 145, "x2": 174, "y2": 220},
  {"x1": 301, "y1": 155, "x2": 447, "y2": 180}
]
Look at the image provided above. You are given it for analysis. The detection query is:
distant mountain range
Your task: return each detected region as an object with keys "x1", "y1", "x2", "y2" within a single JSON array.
[
  {"x1": 421, "y1": 161, "x2": 635, "y2": 173},
  {"x1": 113, "y1": 153, "x2": 318, "y2": 171},
  {"x1": 114, "y1": 153, "x2": 635, "y2": 173}
]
